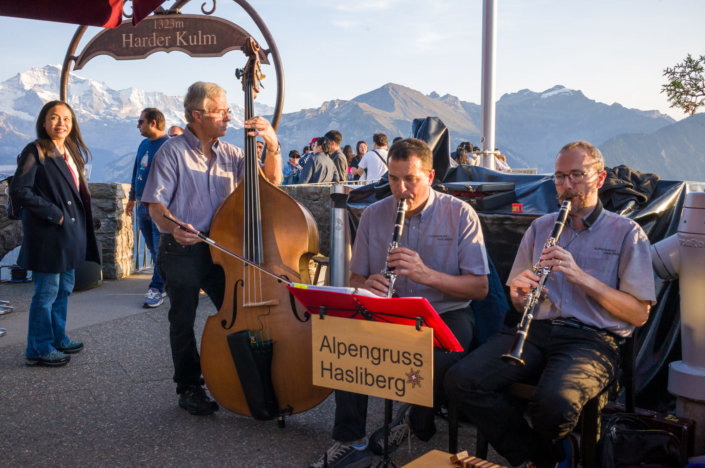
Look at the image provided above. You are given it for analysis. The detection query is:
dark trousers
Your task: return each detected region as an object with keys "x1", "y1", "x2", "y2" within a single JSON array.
[
  {"x1": 157, "y1": 235, "x2": 226, "y2": 392},
  {"x1": 332, "y1": 306, "x2": 476, "y2": 443},
  {"x1": 444, "y1": 320, "x2": 620, "y2": 466}
]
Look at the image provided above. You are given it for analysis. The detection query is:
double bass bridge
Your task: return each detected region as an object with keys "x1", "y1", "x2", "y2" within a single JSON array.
[{"x1": 242, "y1": 299, "x2": 279, "y2": 308}]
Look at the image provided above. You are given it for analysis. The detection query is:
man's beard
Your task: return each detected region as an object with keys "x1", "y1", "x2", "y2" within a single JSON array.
[{"x1": 558, "y1": 190, "x2": 587, "y2": 212}]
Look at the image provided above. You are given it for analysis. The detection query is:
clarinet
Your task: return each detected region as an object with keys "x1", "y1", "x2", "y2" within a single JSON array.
[
  {"x1": 501, "y1": 199, "x2": 572, "y2": 366},
  {"x1": 382, "y1": 199, "x2": 408, "y2": 298}
]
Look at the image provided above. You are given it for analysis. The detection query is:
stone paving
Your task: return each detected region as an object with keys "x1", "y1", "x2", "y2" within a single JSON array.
[{"x1": 0, "y1": 271, "x2": 508, "y2": 468}]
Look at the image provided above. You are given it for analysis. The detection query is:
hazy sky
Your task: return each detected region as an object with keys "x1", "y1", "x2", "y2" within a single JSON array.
[{"x1": 0, "y1": 0, "x2": 702, "y2": 120}]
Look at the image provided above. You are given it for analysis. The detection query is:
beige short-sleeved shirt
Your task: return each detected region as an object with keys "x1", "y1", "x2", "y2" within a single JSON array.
[
  {"x1": 507, "y1": 201, "x2": 657, "y2": 337},
  {"x1": 350, "y1": 189, "x2": 490, "y2": 313}
]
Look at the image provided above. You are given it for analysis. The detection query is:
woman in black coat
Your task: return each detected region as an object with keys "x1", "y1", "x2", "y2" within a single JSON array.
[{"x1": 10, "y1": 100, "x2": 100, "y2": 367}]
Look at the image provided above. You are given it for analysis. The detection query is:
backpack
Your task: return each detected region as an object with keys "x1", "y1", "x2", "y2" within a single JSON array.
[
  {"x1": 598, "y1": 414, "x2": 684, "y2": 468},
  {"x1": 6, "y1": 141, "x2": 44, "y2": 220}
]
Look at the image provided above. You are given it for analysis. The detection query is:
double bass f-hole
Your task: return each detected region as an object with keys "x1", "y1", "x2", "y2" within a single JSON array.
[
  {"x1": 281, "y1": 274, "x2": 310, "y2": 323},
  {"x1": 221, "y1": 279, "x2": 244, "y2": 330}
]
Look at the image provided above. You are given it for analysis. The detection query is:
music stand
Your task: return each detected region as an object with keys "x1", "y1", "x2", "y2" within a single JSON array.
[{"x1": 287, "y1": 284, "x2": 462, "y2": 467}]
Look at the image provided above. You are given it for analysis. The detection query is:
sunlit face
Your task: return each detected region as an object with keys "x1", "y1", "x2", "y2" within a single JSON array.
[
  {"x1": 194, "y1": 94, "x2": 230, "y2": 139},
  {"x1": 312, "y1": 142, "x2": 322, "y2": 154},
  {"x1": 256, "y1": 141, "x2": 264, "y2": 156},
  {"x1": 137, "y1": 111, "x2": 153, "y2": 138},
  {"x1": 357, "y1": 142, "x2": 368, "y2": 155},
  {"x1": 554, "y1": 147, "x2": 606, "y2": 213},
  {"x1": 44, "y1": 105, "x2": 72, "y2": 141},
  {"x1": 387, "y1": 156, "x2": 434, "y2": 214}
]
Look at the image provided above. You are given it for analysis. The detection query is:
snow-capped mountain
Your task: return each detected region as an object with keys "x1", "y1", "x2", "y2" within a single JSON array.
[
  {"x1": 0, "y1": 65, "x2": 273, "y2": 181},
  {"x1": 3, "y1": 65, "x2": 698, "y2": 183}
]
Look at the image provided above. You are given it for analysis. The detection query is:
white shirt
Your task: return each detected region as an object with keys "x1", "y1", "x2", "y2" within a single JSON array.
[{"x1": 358, "y1": 148, "x2": 388, "y2": 181}]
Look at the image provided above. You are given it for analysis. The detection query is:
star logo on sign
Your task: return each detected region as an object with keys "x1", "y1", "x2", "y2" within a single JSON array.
[{"x1": 405, "y1": 369, "x2": 424, "y2": 388}]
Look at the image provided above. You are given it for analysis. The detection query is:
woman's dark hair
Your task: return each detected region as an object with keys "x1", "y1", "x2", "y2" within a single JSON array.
[
  {"x1": 303, "y1": 145, "x2": 311, "y2": 153},
  {"x1": 316, "y1": 137, "x2": 331, "y2": 155},
  {"x1": 35, "y1": 100, "x2": 91, "y2": 175},
  {"x1": 342, "y1": 145, "x2": 354, "y2": 165},
  {"x1": 355, "y1": 141, "x2": 368, "y2": 158},
  {"x1": 455, "y1": 147, "x2": 469, "y2": 165}
]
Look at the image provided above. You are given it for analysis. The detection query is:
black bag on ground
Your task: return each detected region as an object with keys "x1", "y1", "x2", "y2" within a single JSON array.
[
  {"x1": 598, "y1": 413, "x2": 684, "y2": 468},
  {"x1": 226, "y1": 330, "x2": 279, "y2": 420}
]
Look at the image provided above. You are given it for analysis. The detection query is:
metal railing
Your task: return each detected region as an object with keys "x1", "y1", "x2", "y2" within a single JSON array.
[{"x1": 133, "y1": 211, "x2": 152, "y2": 272}]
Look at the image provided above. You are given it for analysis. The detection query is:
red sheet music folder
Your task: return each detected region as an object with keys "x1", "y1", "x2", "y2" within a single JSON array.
[{"x1": 286, "y1": 284, "x2": 463, "y2": 352}]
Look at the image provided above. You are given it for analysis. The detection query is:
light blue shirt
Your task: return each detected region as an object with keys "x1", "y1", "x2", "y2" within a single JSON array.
[{"x1": 141, "y1": 125, "x2": 245, "y2": 233}]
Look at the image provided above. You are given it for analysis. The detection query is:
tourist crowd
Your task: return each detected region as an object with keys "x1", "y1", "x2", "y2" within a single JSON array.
[{"x1": 281, "y1": 133, "x2": 512, "y2": 185}]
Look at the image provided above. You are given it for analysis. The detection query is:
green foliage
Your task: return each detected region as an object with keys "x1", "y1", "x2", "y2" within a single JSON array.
[{"x1": 662, "y1": 54, "x2": 705, "y2": 117}]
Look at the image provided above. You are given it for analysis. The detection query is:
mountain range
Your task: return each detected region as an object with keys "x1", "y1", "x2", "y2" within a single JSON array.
[{"x1": 1, "y1": 65, "x2": 702, "y2": 183}]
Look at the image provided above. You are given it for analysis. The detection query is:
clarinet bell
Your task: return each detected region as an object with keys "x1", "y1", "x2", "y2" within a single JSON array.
[{"x1": 501, "y1": 332, "x2": 527, "y2": 367}]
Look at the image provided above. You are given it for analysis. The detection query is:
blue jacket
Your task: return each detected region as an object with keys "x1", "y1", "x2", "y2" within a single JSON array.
[{"x1": 129, "y1": 136, "x2": 169, "y2": 201}]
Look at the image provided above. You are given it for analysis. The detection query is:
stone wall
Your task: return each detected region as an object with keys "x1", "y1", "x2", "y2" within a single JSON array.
[
  {"x1": 90, "y1": 183, "x2": 134, "y2": 279},
  {"x1": 0, "y1": 181, "x2": 23, "y2": 262},
  {"x1": 280, "y1": 184, "x2": 332, "y2": 257},
  {"x1": 0, "y1": 181, "x2": 134, "y2": 279},
  {"x1": 0, "y1": 180, "x2": 335, "y2": 279}
]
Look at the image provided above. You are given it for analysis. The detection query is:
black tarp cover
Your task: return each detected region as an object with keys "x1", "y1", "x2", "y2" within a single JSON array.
[{"x1": 346, "y1": 124, "x2": 705, "y2": 410}]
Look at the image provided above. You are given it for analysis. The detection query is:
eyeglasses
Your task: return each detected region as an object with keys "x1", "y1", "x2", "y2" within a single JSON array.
[
  {"x1": 552, "y1": 171, "x2": 597, "y2": 185},
  {"x1": 196, "y1": 108, "x2": 233, "y2": 119}
]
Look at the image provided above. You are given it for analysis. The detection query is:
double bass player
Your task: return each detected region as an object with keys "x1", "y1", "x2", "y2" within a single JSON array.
[{"x1": 141, "y1": 81, "x2": 281, "y2": 415}]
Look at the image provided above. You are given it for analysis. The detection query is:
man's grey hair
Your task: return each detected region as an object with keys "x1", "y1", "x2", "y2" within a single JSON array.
[
  {"x1": 557, "y1": 141, "x2": 605, "y2": 172},
  {"x1": 183, "y1": 82, "x2": 226, "y2": 123}
]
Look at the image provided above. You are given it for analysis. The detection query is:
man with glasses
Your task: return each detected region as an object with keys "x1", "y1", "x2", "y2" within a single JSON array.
[
  {"x1": 444, "y1": 141, "x2": 656, "y2": 468},
  {"x1": 126, "y1": 108, "x2": 169, "y2": 308},
  {"x1": 141, "y1": 82, "x2": 282, "y2": 416}
]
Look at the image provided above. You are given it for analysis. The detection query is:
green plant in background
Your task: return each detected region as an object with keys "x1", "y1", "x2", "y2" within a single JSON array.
[{"x1": 662, "y1": 54, "x2": 705, "y2": 117}]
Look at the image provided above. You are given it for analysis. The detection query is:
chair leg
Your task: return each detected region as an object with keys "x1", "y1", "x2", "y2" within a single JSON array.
[
  {"x1": 476, "y1": 429, "x2": 489, "y2": 460},
  {"x1": 581, "y1": 397, "x2": 600, "y2": 468},
  {"x1": 449, "y1": 399, "x2": 459, "y2": 454}
]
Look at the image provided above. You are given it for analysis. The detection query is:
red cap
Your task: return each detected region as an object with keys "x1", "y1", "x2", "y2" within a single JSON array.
[{"x1": 310, "y1": 137, "x2": 318, "y2": 145}]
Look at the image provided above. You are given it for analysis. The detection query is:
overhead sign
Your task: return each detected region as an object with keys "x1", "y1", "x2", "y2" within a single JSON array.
[
  {"x1": 74, "y1": 14, "x2": 270, "y2": 70},
  {"x1": 312, "y1": 315, "x2": 433, "y2": 407}
]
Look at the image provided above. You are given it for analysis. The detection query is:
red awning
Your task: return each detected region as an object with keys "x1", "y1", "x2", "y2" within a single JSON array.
[{"x1": 0, "y1": 0, "x2": 166, "y2": 28}]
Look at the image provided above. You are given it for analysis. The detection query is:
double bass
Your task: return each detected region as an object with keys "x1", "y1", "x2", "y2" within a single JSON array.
[{"x1": 200, "y1": 38, "x2": 331, "y2": 419}]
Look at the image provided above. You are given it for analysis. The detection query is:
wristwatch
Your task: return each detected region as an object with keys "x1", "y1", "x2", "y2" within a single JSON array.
[{"x1": 266, "y1": 143, "x2": 281, "y2": 156}]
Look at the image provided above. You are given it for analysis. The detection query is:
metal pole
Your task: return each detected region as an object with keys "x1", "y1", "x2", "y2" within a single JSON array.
[
  {"x1": 60, "y1": 26, "x2": 88, "y2": 103},
  {"x1": 329, "y1": 185, "x2": 351, "y2": 287},
  {"x1": 134, "y1": 212, "x2": 141, "y2": 272},
  {"x1": 480, "y1": 0, "x2": 497, "y2": 170}
]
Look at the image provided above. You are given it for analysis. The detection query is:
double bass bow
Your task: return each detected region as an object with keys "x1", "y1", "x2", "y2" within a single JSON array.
[{"x1": 200, "y1": 37, "x2": 330, "y2": 420}]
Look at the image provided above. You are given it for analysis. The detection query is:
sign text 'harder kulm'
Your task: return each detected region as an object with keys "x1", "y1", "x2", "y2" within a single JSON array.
[
  {"x1": 73, "y1": 15, "x2": 269, "y2": 70},
  {"x1": 312, "y1": 315, "x2": 433, "y2": 407}
]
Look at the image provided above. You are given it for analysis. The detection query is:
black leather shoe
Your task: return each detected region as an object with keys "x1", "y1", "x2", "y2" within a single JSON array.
[{"x1": 178, "y1": 386, "x2": 219, "y2": 416}]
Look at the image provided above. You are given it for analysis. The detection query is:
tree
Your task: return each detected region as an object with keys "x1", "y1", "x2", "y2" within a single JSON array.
[{"x1": 662, "y1": 54, "x2": 705, "y2": 117}]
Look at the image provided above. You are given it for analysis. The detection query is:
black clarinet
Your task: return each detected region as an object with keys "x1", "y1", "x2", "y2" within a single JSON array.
[
  {"x1": 382, "y1": 199, "x2": 408, "y2": 298},
  {"x1": 501, "y1": 199, "x2": 572, "y2": 366}
]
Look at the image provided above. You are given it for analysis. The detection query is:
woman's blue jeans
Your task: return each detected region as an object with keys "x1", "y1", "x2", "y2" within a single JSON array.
[{"x1": 26, "y1": 270, "x2": 75, "y2": 358}]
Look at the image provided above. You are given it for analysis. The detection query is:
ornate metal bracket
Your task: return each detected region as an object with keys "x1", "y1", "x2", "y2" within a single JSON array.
[
  {"x1": 122, "y1": 0, "x2": 133, "y2": 19},
  {"x1": 201, "y1": 0, "x2": 216, "y2": 15}
]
